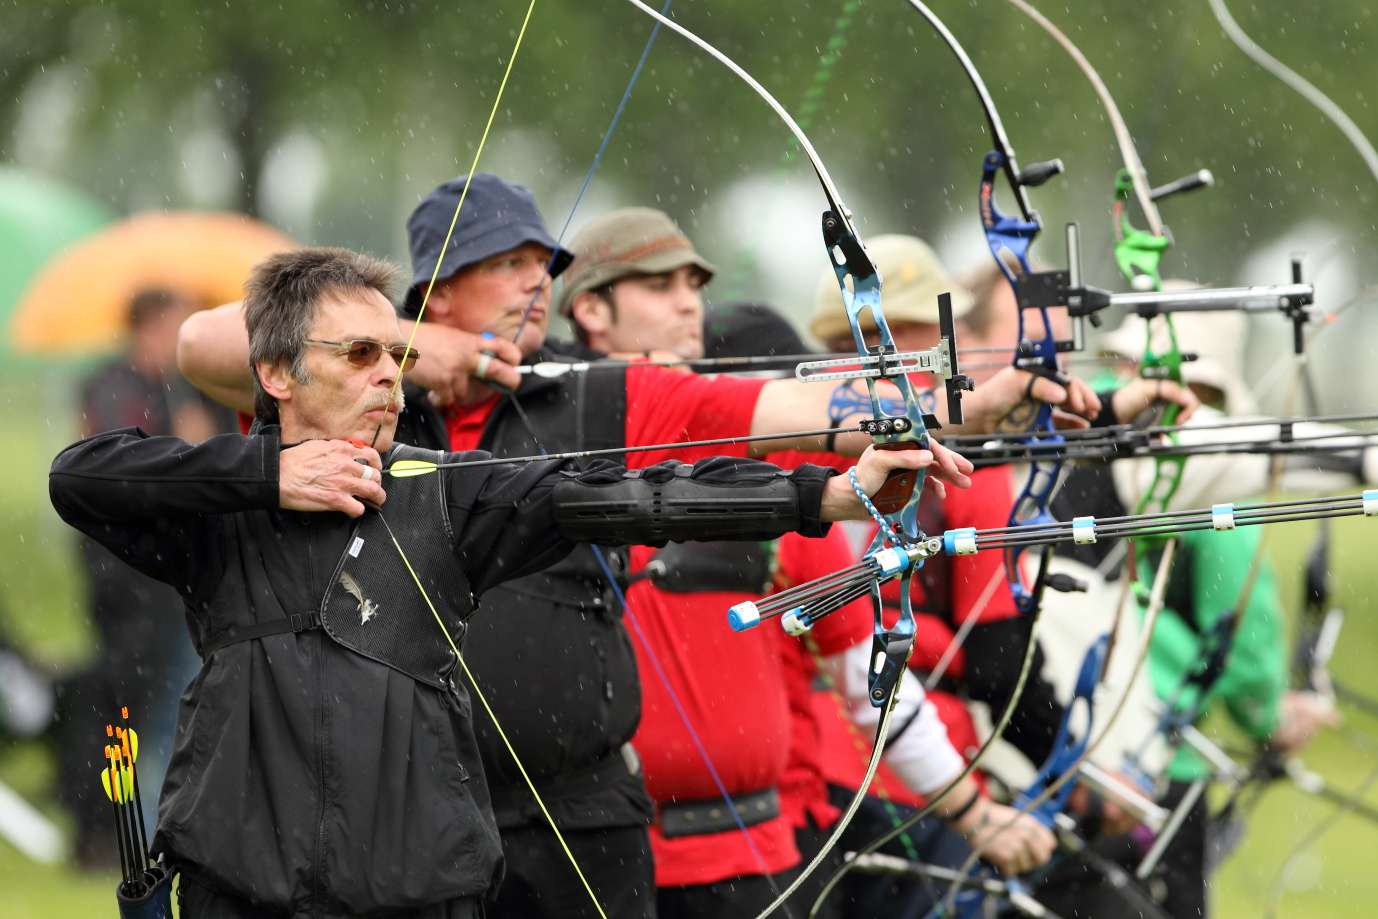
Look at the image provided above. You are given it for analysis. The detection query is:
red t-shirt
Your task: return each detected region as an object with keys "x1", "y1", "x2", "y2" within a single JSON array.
[{"x1": 631, "y1": 527, "x2": 874, "y2": 888}]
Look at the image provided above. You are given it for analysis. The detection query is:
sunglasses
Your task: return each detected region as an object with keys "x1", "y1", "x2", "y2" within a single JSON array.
[{"x1": 305, "y1": 339, "x2": 420, "y2": 371}]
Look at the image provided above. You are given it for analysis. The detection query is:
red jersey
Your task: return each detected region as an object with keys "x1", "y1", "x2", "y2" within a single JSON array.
[{"x1": 631, "y1": 528, "x2": 874, "y2": 887}]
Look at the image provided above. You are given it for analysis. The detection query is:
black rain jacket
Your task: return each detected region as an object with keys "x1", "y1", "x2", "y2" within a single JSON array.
[{"x1": 49, "y1": 426, "x2": 831, "y2": 915}]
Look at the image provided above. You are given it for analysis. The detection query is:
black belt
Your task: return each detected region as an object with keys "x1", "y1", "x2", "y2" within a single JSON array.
[
  {"x1": 200, "y1": 611, "x2": 322, "y2": 659},
  {"x1": 659, "y1": 787, "x2": 780, "y2": 838},
  {"x1": 488, "y1": 752, "x2": 633, "y2": 818}
]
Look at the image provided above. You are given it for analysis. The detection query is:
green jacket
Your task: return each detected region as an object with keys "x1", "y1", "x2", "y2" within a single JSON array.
[{"x1": 1140, "y1": 526, "x2": 1286, "y2": 781}]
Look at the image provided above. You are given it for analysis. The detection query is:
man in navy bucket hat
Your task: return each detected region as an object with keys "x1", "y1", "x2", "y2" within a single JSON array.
[{"x1": 402, "y1": 173, "x2": 574, "y2": 315}]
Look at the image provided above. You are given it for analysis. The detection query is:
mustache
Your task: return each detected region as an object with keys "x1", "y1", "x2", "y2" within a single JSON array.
[{"x1": 362, "y1": 388, "x2": 405, "y2": 415}]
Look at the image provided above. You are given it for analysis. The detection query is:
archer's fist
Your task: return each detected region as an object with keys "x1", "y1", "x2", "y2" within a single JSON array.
[
  {"x1": 1111, "y1": 377, "x2": 1199, "y2": 425},
  {"x1": 943, "y1": 365, "x2": 1101, "y2": 437},
  {"x1": 818, "y1": 443, "x2": 973, "y2": 522},
  {"x1": 403, "y1": 322, "x2": 523, "y2": 405}
]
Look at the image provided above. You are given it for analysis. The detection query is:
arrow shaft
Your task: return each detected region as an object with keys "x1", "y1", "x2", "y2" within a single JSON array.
[{"x1": 394, "y1": 426, "x2": 864, "y2": 473}]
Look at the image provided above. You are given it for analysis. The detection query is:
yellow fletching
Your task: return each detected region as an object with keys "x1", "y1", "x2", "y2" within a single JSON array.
[
  {"x1": 387, "y1": 460, "x2": 438, "y2": 478},
  {"x1": 100, "y1": 764, "x2": 133, "y2": 803},
  {"x1": 127, "y1": 728, "x2": 139, "y2": 763}
]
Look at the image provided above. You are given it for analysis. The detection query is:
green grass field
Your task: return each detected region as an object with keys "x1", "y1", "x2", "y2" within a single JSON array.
[{"x1": 1, "y1": 367, "x2": 1376, "y2": 918}]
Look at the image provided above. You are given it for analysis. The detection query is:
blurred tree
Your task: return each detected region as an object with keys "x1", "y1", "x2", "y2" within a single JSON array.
[{"x1": 0, "y1": 0, "x2": 1374, "y2": 315}]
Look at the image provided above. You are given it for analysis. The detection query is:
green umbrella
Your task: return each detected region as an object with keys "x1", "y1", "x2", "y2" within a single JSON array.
[{"x1": 0, "y1": 168, "x2": 113, "y2": 346}]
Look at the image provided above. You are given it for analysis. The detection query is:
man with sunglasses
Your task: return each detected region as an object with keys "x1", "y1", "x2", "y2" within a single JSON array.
[
  {"x1": 178, "y1": 174, "x2": 1105, "y2": 918},
  {"x1": 53, "y1": 245, "x2": 956, "y2": 919}
]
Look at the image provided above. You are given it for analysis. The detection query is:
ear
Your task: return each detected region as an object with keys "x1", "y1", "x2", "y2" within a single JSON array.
[
  {"x1": 256, "y1": 359, "x2": 296, "y2": 404},
  {"x1": 570, "y1": 290, "x2": 613, "y2": 337}
]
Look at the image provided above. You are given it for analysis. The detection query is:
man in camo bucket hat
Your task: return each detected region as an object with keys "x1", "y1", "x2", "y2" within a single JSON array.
[{"x1": 558, "y1": 208, "x2": 716, "y2": 358}]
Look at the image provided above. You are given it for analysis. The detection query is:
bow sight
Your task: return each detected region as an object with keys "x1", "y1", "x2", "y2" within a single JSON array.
[{"x1": 1012, "y1": 221, "x2": 1317, "y2": 359}]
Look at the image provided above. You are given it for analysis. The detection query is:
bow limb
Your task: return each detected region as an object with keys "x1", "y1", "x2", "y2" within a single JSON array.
[
  {"x1": 1002, "y1": 0, "x2": 1162, "y2": 236},
  {"x1": 905, "y1": 0, "x2": 1034, "y2": 221},
  {"x1": 1208, "y1": 0, "x2": 1378, "y2": 188},
  {"x1": 621, "y1": 0, "x2": 852, "y2": 230}
]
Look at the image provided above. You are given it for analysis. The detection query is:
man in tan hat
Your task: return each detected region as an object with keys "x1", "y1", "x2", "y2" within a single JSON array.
[
  {"x1": 560, "y1": 207, "x2": 715, "y2": 360},
  {"x1": 810, "y1": 234, "x2": 974, "y2": 356}
]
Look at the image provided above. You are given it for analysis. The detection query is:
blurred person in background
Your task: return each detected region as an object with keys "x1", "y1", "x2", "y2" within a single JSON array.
[
  {"x1": 58, "y1": 288, "x2": 233, "y2": 867},
  {"x1": 1036, "y1": 306, "x2": 1356, "y2": 919}
]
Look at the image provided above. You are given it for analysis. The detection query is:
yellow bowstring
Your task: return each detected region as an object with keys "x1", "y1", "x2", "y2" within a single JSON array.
[
  {"x1": 377, "y1": 0, "x2": 538, "y2": 434},
  {"x1": 369, "y1": 3, "x2": 608, "y2": 915},
  {"x1": 380, "y1": 522, "x2": 609, "y2": 919}
]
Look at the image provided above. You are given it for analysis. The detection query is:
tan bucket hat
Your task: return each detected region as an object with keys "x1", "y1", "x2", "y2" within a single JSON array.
[
  {"x1": 809, "y1": 234, "x2": 973, "y2": 344},
  {"x1": 556, "y1": 207, "x2": 716, "y2": 316}
]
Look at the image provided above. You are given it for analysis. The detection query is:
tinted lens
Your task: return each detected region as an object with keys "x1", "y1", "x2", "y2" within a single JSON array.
[
  {"x1": 390, "y1": 347, "x2": 420, "y2": 371},
  {"x1": 344, "y1": 341, "x2": 384, "y2": 366}
]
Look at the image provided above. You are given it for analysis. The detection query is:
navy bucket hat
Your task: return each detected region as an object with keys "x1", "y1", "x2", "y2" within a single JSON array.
[{"x1": 403, "y1": 173, "x2": 574, "y2": 314}]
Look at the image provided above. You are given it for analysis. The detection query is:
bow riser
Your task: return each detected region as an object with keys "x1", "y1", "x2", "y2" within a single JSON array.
[{"x1": 979, "y1": 149, "x2": 1067, "y2": 612}]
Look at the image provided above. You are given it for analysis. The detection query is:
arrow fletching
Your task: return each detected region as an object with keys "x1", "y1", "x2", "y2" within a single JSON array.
[
  {"x1": 102, "y1": 754, "x2": 133, "y2": 803},
  {"x1": 387, "y1": 460, "x2": 439, "y2": 478}
]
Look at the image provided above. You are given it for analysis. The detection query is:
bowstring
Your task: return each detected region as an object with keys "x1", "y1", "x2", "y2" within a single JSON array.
[
  {"x1": 360, "y1": 5, "x2": 611, "y2": 917},
  {"x1": 509, "y1": 0, "x2": 673, "y2": 345},
  {"x1": 369, "y1": 0, "x2": 537, "y2": 450},
  {"x1": 369, "y1": 509, "x2": 608, "y2": 919},
  {"x1": 590, "y1": 547, "x2": 797, "y2": 914}
]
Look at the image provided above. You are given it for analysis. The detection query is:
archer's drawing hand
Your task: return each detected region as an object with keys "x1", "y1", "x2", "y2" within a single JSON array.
[
  {"x1": 954, "y1": 797, "x2": 1057, "y2": 876},
  {"x1": 404, "y1": 322, "x2": 523, "y2": 406},
  {"x1": 280, "y1": 440, "x2": 386, "y2": 517},
  {"x1": 1112, "y1": 377, "x2": 1199, "y2": 425}
]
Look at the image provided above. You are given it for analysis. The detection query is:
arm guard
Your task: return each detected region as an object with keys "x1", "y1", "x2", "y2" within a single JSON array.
[{"x1": 552, "y1": 458, "x2": 834, "y2": 546}]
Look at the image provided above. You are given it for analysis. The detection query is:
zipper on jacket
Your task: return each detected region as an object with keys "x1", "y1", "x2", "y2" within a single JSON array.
[{"x1": 305, "y1": 516, "x2": 328, "y2": 915}]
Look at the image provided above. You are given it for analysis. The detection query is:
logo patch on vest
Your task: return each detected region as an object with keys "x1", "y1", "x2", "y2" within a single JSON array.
[{"x1": 339, "y1": 570, "x2": 379, "y2": 624}]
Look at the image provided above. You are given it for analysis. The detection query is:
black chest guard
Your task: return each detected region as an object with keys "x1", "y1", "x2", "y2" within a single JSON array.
[{"x1": 318, "y1": 443, "x2": 474, "y2": 690}]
